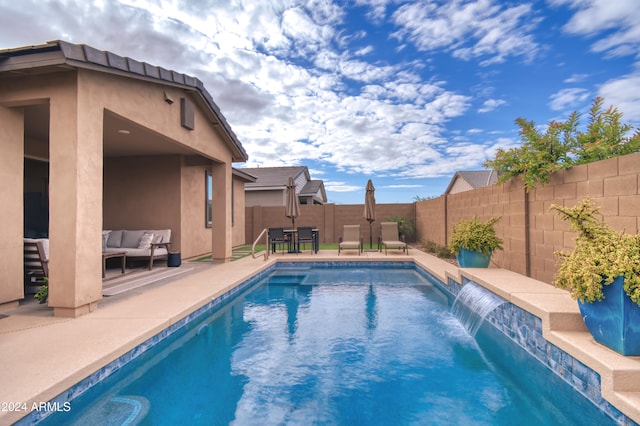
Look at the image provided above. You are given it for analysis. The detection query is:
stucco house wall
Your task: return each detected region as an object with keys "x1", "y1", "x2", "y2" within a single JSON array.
[
  {"x1": 245, "y1": 189, "x2": 286, "y2": 207},
  {"x1": 232, "y1": 174, "x2": 248, "y2": 247},
  {"x1": 0, "y1": 41, "x2": 249, "y2": 316}
]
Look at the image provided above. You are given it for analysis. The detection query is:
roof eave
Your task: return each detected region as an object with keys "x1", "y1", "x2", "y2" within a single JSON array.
[{"x1": 0, "y1": 40, "x2": 249, "y2": 163}]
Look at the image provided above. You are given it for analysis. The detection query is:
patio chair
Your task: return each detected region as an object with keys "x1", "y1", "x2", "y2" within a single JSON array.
[
  {"x1": 268, "y1": 227, "x2": 288, "y2": 254},
  {"x1": 24, "y1": 239, "x2": 49, "y2": 285},
  {"x1": 338, "y1": 225, "x2": 362, "y2": 255},
  {"x1": 379, "y1": 222, "x2": 408, "y2": 255},
  {"x1": 297, "y1": 226, "x2": 315, "y2": 254}
]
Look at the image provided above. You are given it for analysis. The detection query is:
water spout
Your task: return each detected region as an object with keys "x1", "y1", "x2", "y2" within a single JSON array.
[{"x1": 451, "y1": 283, "x2": 505, "y2": 337}]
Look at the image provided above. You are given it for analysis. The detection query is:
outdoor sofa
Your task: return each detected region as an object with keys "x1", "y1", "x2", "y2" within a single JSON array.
[{"x1": 103, "y1": 229, "x2": 172, "y2": 270}]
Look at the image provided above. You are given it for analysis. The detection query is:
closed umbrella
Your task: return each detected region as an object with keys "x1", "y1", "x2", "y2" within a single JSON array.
[
  {"x1": 364, "y1": 179, "x2": 376, "y2": 249},
  {"x1": 285, "y1": 176, "x2": 300, "y2": 230}
]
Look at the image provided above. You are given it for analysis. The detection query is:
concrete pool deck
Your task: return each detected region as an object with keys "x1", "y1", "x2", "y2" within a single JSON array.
[{"x1": 1, "y1": 248, "x2": 640, "y2": 424}]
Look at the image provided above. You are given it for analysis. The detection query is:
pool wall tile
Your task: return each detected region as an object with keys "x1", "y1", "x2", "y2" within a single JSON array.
[
  {"x1": 17, "y1": 263, "x2": 279, "y2": 426},
  {"x1": 425, "y1": 268, "x2": 635, "y2": 425}
]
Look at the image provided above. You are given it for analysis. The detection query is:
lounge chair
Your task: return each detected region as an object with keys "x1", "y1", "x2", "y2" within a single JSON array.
[
  {"x1": 297, "y1": 226, "x2": 316, "y2": 254},
  {"x1": 339, "y1": 225, "x2": 362, "y2": 255},
  {"x1": 268, "y1": 227, "x2": 288, "y2": 254},
  {"x1": 379, "y1": 222, "x2": 408, "y2": 255}
]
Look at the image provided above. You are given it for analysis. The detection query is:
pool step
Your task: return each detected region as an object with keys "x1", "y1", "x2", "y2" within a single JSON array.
[
  {"x1": 267, "y1": 274, "x2": 308, "y2": 285},
  {"x1": 70, "y1": 395, "x2": 150, "y2": 425}
]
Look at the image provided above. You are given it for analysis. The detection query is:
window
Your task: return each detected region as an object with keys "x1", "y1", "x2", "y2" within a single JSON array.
[{"x1": 205, "y1": 171, "x2": 212, "y2": 228}]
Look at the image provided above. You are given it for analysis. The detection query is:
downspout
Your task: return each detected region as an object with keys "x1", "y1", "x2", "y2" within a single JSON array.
[
  {"x1": 444, "y1": 194, "x2": 449, "y2": 247},
  {"x1": 524, "y1": 189, "x2": 531, "y2": 277}
]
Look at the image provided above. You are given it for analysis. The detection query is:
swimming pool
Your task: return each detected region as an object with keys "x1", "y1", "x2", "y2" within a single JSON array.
[{"x1": 32, "y1": 262, "x2": 620, "y2": 425}]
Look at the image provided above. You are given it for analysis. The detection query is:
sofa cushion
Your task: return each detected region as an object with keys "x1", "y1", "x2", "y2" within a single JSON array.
[
  {"x1": 121, "y1": 230, "x2": 146, "y2": 248},
  {"x1": 106, "y1": 230, "x2": 123, "y2": 248},
  {"x1": 104, "y1": 247, "x2": 168, "y2": 257},
  {"x1": 102, "y1": 230, "x2": 111, "y2": 251},
  {"x1": 137, "y1": 232, "x2": 155, "y2": 249}
]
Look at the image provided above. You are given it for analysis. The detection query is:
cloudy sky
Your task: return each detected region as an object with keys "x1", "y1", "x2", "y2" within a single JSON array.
[{"x1": 1, "y1": 0, "x2": 639, "y2": 203}]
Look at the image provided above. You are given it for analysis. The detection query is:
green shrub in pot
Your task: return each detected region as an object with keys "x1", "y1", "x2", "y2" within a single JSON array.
[{"x1": 448, "y1": 217, "x2": 503, "y2": 267}]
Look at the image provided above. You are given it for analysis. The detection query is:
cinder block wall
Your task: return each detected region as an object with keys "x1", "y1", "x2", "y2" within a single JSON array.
[
  {"x1": 527, "y1": 152, "x2": 640, "y2": 283},
  {"x1": 414, "y1": 152, "x2": 640, "y2": 284},
  {"x1": 245, "y1": 203, "x2": 415, "y2": 246},
  {"x1": 415, "y1": 195, "x2": 446, "y2": 246},
  {"x1": 244, "y1": 152, "x2": 640, "y2": 284}
]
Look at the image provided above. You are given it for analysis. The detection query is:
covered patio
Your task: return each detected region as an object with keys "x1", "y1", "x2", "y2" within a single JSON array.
[{"x1": 0, "y1": 41, "x2": 249, "y2": 317}]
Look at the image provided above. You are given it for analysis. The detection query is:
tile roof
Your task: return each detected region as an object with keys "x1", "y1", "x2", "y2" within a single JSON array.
[
  {"x1": 301, "y1": 180, "x2": 327, "y2": 203},
  {"x1": 241, "y1": 166, "x2": 307, "y2": 188},
  {"x1": 444, "y1": 170, "x2": 498, "y2": 194},
  {"x1": 457, "y1": 170, "x2": 498, "y2": 188},
  {"x1": 0, "y1": 40, "x2": 248, "y2": 162}
]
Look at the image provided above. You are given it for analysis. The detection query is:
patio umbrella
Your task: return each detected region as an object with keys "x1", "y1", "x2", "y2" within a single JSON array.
[
  {"x1": 364, "y1": 179, "x2": 376, "y2": 249},
  {"x1": 285, "y1": 176, "x2": 300, "y2": 230}
]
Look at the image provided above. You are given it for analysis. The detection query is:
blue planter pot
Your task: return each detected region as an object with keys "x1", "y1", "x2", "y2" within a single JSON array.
[
  {"x1": 456, "y1": 248, "x2": 491, "y2": 268},
  {"x1": 578, "y1": 275, "x2": 640, "y2": 356}
]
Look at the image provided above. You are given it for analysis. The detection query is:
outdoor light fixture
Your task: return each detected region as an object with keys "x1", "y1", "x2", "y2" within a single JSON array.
[{"x1": 163, "y1": 91, "x2": 174, "y2": 105}]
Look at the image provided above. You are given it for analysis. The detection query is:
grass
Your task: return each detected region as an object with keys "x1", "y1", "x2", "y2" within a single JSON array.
[
  {"x1": 195, "y1": 242, "x2": 455, "y2": 263},
  {"x1": 194, "y1": 243, "x2": 342, "y2": 262}
]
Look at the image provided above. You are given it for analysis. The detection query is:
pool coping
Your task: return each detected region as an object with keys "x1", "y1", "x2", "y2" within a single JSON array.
[{"x1": 1, "y1": 249, "x2": 639, "y2": 424}]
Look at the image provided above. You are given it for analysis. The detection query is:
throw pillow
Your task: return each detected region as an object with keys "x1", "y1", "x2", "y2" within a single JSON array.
[
  {"x1": 138, "y1": 232, "x2": 155, "y2": 249},
  {"x1": 102, "y1": 231, "x2": 111, "y2": 251}
]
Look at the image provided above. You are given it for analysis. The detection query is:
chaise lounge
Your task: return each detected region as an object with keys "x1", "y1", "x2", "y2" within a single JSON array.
[
  {"x1": 379, "y1": 222, "x2": 408, "y2": 255},
  {"x1": 338, "y1": 225, "x2": 362, "y2": 255}
]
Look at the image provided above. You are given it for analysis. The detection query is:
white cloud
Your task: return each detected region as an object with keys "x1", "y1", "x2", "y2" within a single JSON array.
[
  {"x1": 384, "y1": 184, "x2": 423, "y2": 189},
  {"x1": 564, "y1": 73, "x2": 589, "y2": 84},
  {"x1": 354, "y1": 45, "x2": 374, "y2": 56},
  {"x1": 478, "y1": 98, "x2": 506, "y2": 113},
  {"x1": 323, "y1": 180, "x2": 363, "y2": 192},
  {"x1": 598, "y1": 71, "x2": 640, "y2": 122},
  {"x1": 549, "y1": 88, "x2": 591, "y2": 111},
  {"x1": 552, "y1": 0, "x2": 640, "y2": 58},
  {"x1": 5, "y1": 0, "x2": 636, "y2": 199},
  {"x1": 391, "y1": 0, "x2": 540, "y2": 65}
]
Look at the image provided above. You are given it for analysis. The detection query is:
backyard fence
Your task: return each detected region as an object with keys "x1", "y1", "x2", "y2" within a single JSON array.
[{"x1": 245, "y1": 151, "x2": 640, "y2": 285}]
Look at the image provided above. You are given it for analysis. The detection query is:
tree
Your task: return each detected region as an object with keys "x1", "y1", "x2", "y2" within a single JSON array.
[
  {"x1": 484, "y1": 97, "x2": 640, "y2": 191},
  {"x1": 574, "y1": 97, "x2": 640, "y2": 163}
]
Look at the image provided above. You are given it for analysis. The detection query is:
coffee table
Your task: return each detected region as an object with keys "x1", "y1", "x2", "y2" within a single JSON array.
[{"x1": 102, "y1": 252, "x2": 126, "y2": 278}]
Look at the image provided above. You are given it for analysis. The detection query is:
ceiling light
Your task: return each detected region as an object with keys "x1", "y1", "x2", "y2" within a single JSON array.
[{"x1": 118, "y1": 129, "x2": 131, "y2": 135}]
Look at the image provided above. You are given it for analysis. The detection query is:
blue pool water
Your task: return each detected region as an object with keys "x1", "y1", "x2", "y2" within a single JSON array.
[{"x1": 37, "y1": 263, "x2": 616, "y2": 425}]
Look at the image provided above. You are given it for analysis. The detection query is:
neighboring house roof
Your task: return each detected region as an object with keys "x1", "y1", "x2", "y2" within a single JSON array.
[
  {"x1": 241, "y1": 166, "x2": 327, "y2": 204},
  {"x1": 232, "y1": 168, "x2": 258, "y2": 183},
  {"x1": 301, "y1": 180, "x2": 327, "y2": 203},
  {"x1": 445, "y1": 170, "x2": 498, "y2": 195},
  {"x1": 0, "y1": 40, "x2": 248, "y2": 162},
  {"x1": 242, "y1": 166, "x2": 308, "y2": 189}
]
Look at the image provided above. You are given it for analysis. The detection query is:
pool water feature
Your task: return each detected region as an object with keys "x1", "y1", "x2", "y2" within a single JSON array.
[
  {"x1": 33, "y1": 263, "x2": 619, "y2": 425},
  {"x1": 451, "y1": 282, "x2": 506, "y2": 336}
]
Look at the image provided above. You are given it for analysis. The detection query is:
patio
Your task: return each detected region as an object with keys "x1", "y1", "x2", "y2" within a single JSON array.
[{"x1": 1, "y1": 249, "x2": 640, "y2": 425}]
